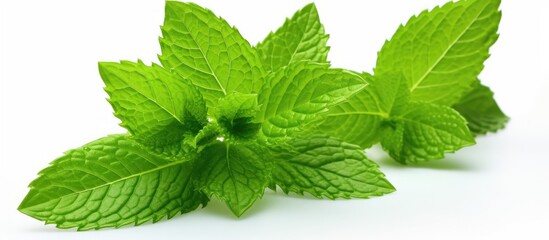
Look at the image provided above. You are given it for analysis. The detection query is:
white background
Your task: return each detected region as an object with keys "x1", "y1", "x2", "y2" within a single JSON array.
[{"x1": 1, "y1": 0, "x2": 547, "y2": 239}]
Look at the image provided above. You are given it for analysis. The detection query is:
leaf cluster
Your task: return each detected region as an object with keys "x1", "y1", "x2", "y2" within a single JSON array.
[{"x1": 19, "y1": 0, "x2": 507, "y2": 230}]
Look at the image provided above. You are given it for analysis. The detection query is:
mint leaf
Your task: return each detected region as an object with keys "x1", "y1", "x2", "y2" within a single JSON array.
[
  {"x1": 319, "y1": 73, "x2": 409, "y2": 148},
  {"x1": 271, "y1": 134, "x2": 395, "y2": 199},
  {"x1": 258, "y1": 61, "x2": 366, "y2": 139},
  {"x1": 381, "y1": 103, "x2": 475, "y2": 163},
  {"x1": 159, "y1": 1, "x2": 265, "y2": 108},
  {"x1": 214, "y1": 93, "x2": 261, "y2": 139},
  {"x1": 375, "y1": 0, "x2": 502, "y2": 105},
  {"x1": 320, "y1": 73, "x2": 475, "y2": 163},
  {"x1": 18, "y1": 135, "x2": 207, "y2": 230},
  {"x1": 256, "y1": 3, "x2": 329, "y2": 72},
  {"x1": 453, "y1": 79, "x2": 509, "y2": 135},
  {"x1": 98, "y1": 60, "x2": 207, "y2": 147},
  {"x1": 194, "y1": 141, "x2": 271, "y2": 217},
  {"x1": 191, "y1": 122, "x2": 221, "y2": 148},
  {"x1": 23, "y1": 0, "x2": 510, "y2": 229}
]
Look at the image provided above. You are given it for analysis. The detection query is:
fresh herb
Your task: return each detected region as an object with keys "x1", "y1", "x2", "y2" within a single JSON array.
[
  {"x1": 19, "y1": 0, "x2": 507, "y2": 230},
  {"x1": 19, "y1": 1, "x2": 393, "y2": 230},
  {"x1": 261, "y1": 0, "x2": 508, "y2": 163}
]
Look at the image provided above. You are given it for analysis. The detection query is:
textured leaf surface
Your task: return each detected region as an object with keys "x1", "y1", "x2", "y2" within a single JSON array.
[
  {"x1": 98, "y1": 61, "x2": 207, "y2": 147},
  {"x1": 213, "y1": 93, "x2": 261, "y2": 138},
  {"x1": 271, "y1": 135, "x2": 394, "y2": 199},
  {"x1": 319, "y1": 73, "x2": 409, "y2": 148},
  {"x1": 453, "y1": 79, "x2": 509, "y2": 135},
  {"x1": 160, "y1": 1, "x2": 265, "y2": 108},
  {"x1": 256, "y1": 3, "x2": 329, "y2": 72},
  {"x1": 194, "y1": 141, "x2": 271, "y2": 216},
  {"x1": 381, "y1": 103, "x2": 475, "y2": 163},
  {"x1": 375, "y1": 0, "x2": 501, "y2": 105},
  {"x1": 19, "y1": 135, "x2": 207, "y2": 230},
  {"x1": 258, "y1": 62, "x2": 366, "y2": 139},
  {"x1": 190, "y1": 122, "x2": 221, "y2": 149}
]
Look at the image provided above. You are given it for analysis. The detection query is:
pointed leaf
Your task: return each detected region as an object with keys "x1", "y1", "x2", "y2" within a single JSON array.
[
  {"x1": 19, "y1": 135, "x2": 207, "y2": 230},
  {"x1": 160, "y1": 2, "x2": 265, "y2": 107},
  {"x1": 194, "y1": 141, "x2": 271, "y2": 217},
  {"x1": 256, "y1": 3, "x2": 329, "y2": 72},
  {"x1": 98, "y1": 61, "x2": 207, "y2": 147},
  {"x1": 258, "y1": 62, "x2": 366, "y2": 139},
  {"x1": 453, "y1": 79, "x2": 509, "y2": 135},
  {"x1": 375, "y1": 0, "x2": 502, "y2": 105},
  {"x1": 271, "y1": 134, "x2": 394, "y2": 199}
]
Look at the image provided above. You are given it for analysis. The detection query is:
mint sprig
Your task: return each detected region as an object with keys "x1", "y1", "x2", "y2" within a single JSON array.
[
  {"x1": 20, "y1": 0, "x2": 507, "y2": 230},
  {"x1": 20, "y1": 1, "x2": 393, "y2": 230},
  {"x1": 258, "y1": 0, "x2": 506, "y2": 163}
]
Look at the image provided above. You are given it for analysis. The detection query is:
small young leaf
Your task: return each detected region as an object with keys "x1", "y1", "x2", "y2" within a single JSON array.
[
  {"x1": 375, "y1": 0, "x2": 501, "y2": 105},
  {"x1": 18, "y1": 135, "x2": 207, "y2": 230},
  {"x1": 271, "y1": 134, "x2": 395, "y2": 199},
  {"x1": 194, "y1": 141, "x2": 272, "y2": 217},
  {"x1": 256, "y1": 3, "x2": 330, "y2": 72},
  {"x1": 191, "y1": 122, "x2": 221, "y2": 148},
  {"x1": 258, "y1": 61, "x2": 366, "y2": 139},
  {"x1": 214, "y1": 93, "x2": 261, "y2": 138},
  {"x1": 98, "y1": 61, "x2": 207, "y2": 147},
  {"x1": 159, "y1": 1, "x2": 265, "y2": 107},
  {"x1": 453, "y1": 79, "x2": 509, "y2": 135},
  {"x1": 381, "y1": 103, "x2": 476, "y2": 163}
]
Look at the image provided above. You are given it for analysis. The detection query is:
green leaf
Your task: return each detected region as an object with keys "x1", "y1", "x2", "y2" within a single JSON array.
[
  {"x1": 18, "y1": 134, "x2": 207, "y2": 230},
  {"x1": 159, "y1": 1, "x2": 265, "y2": 108},
  {"x1": 98, "y1": 60, "x2": 207, "y2": 147},
  {"x1": 381, "y1": 103, "x2": 475, "y2": 163},
  {"x1": 271, "y1": 134, "x2": 395, "y2": 199},
  {"x1": 375, "y1": 0, "x2": 502, "y2": 105},
  {"x1": 256, "y1": 3, "x2": 329, "y2": 72},
  {"x1": 318, "y1": 73, "x2": 409, "y2": 148},
  {"x1": 190, "y1": 121, "x2": 221, "y2": 149},
  {"x1": 213, "y1": 93, "x2": 261, "y2": 138},
  {"x1": 380, "y1": 121, "x2": 405, "y2": 161},
  {"x1": 194, "y1": 141, "x2": 271, "y2": 217},
  {"x1": 453, "y1": 79, "x2": 509, "y2": 136},
  {"x1": 258, "y1": 61, "x2": 366, "y2": 139}
]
